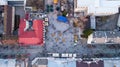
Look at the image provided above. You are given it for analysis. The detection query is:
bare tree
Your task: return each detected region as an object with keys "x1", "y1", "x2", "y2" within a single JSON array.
[{"x1": 27, "y1": 0, "x2": 44, "y2": 10}]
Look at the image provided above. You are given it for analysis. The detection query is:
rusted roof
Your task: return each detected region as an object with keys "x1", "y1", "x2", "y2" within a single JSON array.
[{"x1": 2, "y1": 39, "x2": 18, "y2": 45}]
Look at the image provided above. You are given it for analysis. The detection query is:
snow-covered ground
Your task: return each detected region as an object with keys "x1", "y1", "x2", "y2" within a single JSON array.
[
  {"x1": 104, "y1": 59, "x2": 120, "y2": 67},
  {"x1": 44, "y1": 1, "x2": 120, "y2": 58},
  {"x1": 45, "y1": 12, "x2": 75, "y2": 53}
]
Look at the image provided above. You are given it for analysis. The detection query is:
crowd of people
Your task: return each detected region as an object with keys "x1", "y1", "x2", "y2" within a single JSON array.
[{"x1": 0, "y1": 45, "x2": 28, "y2": 58}]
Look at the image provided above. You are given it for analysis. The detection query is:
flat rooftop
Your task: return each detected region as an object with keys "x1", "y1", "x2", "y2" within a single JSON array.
[
  {"x1": 75, "y1": 0, "x2": 120, "y2": 16},
  {"x1": 88, "y1": 31, "x2": 120, "y2": 44}
]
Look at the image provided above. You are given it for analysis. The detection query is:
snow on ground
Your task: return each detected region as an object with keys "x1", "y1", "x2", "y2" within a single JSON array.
[
  {"x1": 45, "y1": 12, "x2": 120, "y2": 57},
  {"x1": 48, "y1": 13, "x2": 70, "y2": 32},
  {"x1": 45, "y1": 12, "x2": 75, "y2": 53},
  {"x1": 104, "y1": 59, "x2": 120, "y2": 67}
]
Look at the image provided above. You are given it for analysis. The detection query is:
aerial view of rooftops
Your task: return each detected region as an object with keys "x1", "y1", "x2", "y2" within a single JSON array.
[{"x1": 1, "y1": 0, "x2": 120, "y2": 67}]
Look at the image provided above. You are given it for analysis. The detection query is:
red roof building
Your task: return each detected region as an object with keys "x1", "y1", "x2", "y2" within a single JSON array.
[{"x1": 19, "y1": 19, "x2": 44, "y2": 45}]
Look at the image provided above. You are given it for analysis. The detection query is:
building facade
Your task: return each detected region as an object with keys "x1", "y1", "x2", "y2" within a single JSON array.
[
  {"x1": 0, "y1": 5, "x2": 14, "y2": 35},
  {"x1": 0, "y1": 0, "x2": 26, "y2": 35}
]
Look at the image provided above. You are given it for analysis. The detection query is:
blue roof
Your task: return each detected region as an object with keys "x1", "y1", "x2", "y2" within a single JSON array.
[
  {"x1": 57, "y1": 16, "x2": 68, "y2": 23},
  {"x1": 48, "y1": 59, "x2": 76, "y2": 67}
]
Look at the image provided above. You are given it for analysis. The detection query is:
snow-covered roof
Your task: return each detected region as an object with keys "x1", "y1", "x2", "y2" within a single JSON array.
[
  {"x1": 48, "y1": 58, "x2": 76, "y2": 67},
  {"x1": 0, "y1": 59, "x2": 16, "y2": 67},
  {"x1": 75, "y1": 0, "x2": 120, "y2": 16},
  {"x1": 0, "y1": 0, "x2": 8, "y2": 5},
  {"x1": 104, "y1": 59, "x2": 120, "y2": 67},
  {"x1": 88, "y1": 31, "x2": 120, "y2": 44}
]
